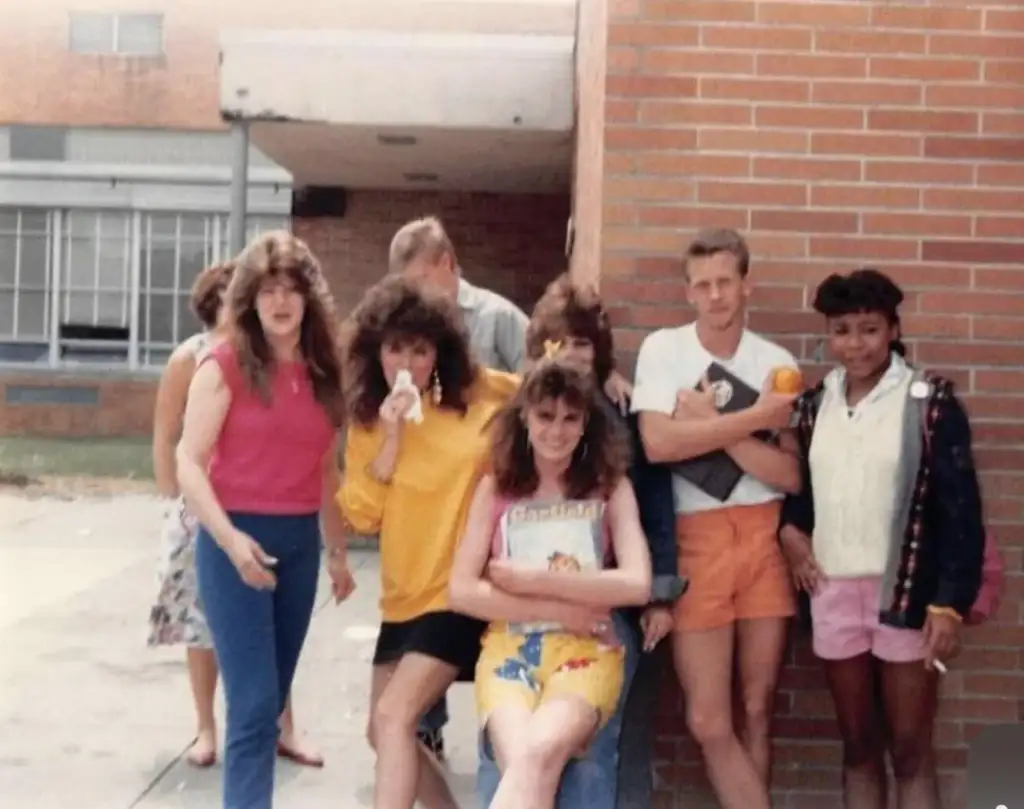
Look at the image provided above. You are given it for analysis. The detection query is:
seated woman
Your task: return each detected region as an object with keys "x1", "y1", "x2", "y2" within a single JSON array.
[
  {"x1": 778, "y1": 268, "x2": 986, "y2": 809},
  {"x1": 449, "y1": 353, "x2": 653, "y2": 809},
  {"x1": 337, "y1": 275, "x2": 519, "y2": 809},
  {"x1": 474, "y1": 273, "x2": 682, "y2": 809}
]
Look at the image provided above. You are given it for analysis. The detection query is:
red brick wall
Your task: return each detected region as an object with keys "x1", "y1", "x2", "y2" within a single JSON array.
[
  {"x1": 0, "y1": 189, "x2": 569, "y2": 437},
  {"x1": 0, "y1": 2, "x2": 367, "y2": 129},
  {"x1": 590, "y1": 2, "x2": 1024, "y2": 807}
]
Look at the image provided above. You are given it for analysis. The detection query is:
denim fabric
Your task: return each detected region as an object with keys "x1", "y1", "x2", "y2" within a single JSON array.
[
  {"x1": 195, "y1": 512, "x2": 320, "y2": 809},
  {"x1": 421, "y1": 696, "x2": 449, "y2": 733},
  {"x1": 475, "y1": 610, "x2": 641, "y2": 809}
]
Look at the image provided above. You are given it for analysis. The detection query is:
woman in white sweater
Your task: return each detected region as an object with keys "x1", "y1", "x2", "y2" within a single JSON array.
[{"x1": 778, "y1": 269, "x2": 985, "y2": 809}]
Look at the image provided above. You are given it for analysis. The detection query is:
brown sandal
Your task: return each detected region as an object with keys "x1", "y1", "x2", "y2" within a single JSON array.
[{"x1": 276, "y1": 740, "x2": 324, "y2": 768}]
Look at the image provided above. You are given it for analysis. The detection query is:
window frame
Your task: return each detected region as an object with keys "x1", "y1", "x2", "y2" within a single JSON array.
[
  {"x1": 0, "y1": 206, "x2": 289, "y2": 372},
  {"x1": 68, "y1": 11, "x2": 165, "y2": 57}
]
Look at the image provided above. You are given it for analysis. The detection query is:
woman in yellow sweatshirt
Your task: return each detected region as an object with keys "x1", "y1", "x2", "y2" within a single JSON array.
[{"x1": 337, "y1": 274, "x2": 519, "y2": 809}]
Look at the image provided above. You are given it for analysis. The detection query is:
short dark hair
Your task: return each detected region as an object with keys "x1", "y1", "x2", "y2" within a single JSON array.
[
  {"x1": 684, "y1": 228, "x2": 750, "y2": 278},
  {"x1": 189, "y1": 261, "x2": 235, "y2": 329},
  {"x1": 813, "y1": 268, "x2": 907, "y2": 356},
  {"x1": 525, "y1": 273, "x2": 615, "y2": 387}
]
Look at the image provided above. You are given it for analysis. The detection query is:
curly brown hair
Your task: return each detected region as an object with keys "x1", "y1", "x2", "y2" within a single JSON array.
[
  {"x1": 344, "y1": 274, "x2": 478, "y2": 427},
  {"x1": 190, "y1": 261, "x2": 235, "y2": 329},
  {"x1": 525, "y1": 272, "x2": 615, "y2": 387},
  {"x1": 489, "y1": 357, "x2": 630, "y2": 500},
  {"x1": 226, "y1": 230, "x2": 345, "y2": 427}
]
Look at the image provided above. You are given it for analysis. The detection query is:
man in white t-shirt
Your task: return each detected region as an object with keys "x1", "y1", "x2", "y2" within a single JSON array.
[{"x1": 631, "y1": 229, "x2": 800, "y2": 809}]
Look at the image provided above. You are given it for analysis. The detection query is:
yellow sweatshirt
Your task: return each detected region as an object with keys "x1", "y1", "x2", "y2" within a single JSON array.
[{"x1": 337, "y1": 368, "x2": 519, "y2": 622}]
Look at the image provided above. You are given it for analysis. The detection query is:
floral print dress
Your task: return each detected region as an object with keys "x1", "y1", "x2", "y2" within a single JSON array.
[{"x1": 147, "y1": 333, "x2": 213, "y2": 649}]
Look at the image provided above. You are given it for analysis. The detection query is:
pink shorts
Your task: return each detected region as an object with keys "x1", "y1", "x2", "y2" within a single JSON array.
[{"x1": 810, "y1": 576, "x2": 926, "y2": 663}]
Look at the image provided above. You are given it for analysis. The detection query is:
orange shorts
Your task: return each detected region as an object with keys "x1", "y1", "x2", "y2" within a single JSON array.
[{"x1": 673, "y1": 501, "x2": 796, "y2": 632}]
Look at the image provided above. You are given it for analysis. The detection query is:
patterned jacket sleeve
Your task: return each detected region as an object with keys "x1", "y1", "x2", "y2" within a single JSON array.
[
  {"x1": 778, "y1": 387, "x2": 820, "y2": 538},
  {"x1": 927, "y1": 382, "x2": 986, "y2": 616}
]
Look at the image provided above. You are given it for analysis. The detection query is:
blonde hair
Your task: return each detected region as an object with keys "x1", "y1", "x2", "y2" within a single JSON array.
[{"x1": 388, "y1": 216, "x2": 457, "y2": 274}]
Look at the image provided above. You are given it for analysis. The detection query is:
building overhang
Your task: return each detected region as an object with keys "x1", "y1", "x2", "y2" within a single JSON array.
[{"x1": 218, "y1": 28, "x2": 575, "y2": 193}]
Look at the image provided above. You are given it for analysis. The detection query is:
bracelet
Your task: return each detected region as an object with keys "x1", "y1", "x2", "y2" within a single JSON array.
[
  {"x1": 325, "y1": 545, "x2": 346, "y2": 560},
  {"x1": 926, "y1": 605, "x2": 963, "y2": 623}
]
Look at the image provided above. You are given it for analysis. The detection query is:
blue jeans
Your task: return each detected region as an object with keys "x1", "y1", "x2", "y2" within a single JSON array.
[
  {"x1": 476, "y1": 610, "x2": 641, "y2": 809},
  {"x1": 196, "y1": 512, "x2": 321, "y2": 809},
  {"x1": 422, "y1": 696, "x2": 448, "y2": 734}
]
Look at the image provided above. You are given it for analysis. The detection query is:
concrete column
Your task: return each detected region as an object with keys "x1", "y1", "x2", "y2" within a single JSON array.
[{"x1": 228, "y1": 121, "x2": 250, "y2": 256}]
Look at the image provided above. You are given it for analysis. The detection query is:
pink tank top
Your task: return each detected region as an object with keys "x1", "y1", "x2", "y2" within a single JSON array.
[
  {"x1": 489, "y1": 493, "x2": 614, "y2": 567},
  {"x1": 205, "y1": 342, "x2": 335, "y2": 514}
]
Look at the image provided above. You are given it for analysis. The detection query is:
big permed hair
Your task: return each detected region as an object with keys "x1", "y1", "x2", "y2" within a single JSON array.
[
  {"x1": 525, "y1": 273, "x2": 616, "y2": 387},
  {"x1": 343, "y1": 275, "x2": 478, "y2": 427},
  {"x1": 488, "y1": 357, "x2": 630, "y2": 500},
  {"x1": 227, "y1": 230, "x2": 345, "y2": 427}
]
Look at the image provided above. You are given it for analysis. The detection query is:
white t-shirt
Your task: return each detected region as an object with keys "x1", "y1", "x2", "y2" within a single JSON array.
[{"x1": 631, "y1": 323, "x2": 799, "y2": 515}]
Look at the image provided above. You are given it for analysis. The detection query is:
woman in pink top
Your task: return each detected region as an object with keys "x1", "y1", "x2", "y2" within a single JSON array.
[
  {"x1": 176, "y1": 231, "x2": 355, "y2": 809},
  {"x1": 449, "y1": 355, "x2": 652, "y2": 809}
]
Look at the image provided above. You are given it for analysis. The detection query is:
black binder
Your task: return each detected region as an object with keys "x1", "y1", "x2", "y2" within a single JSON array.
[{"x1": 670, "y1": 362, "x2": 769, "y2": 501}]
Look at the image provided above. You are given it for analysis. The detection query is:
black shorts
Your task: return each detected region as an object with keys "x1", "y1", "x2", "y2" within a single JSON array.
[{"x1": 373, "y1": 610, "x2": 487, "y2": 682}]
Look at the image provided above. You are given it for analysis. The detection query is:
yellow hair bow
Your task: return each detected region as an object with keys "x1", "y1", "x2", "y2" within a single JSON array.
[{"x1": 543, "y1": 339, "x2": 562, "y2": 359}]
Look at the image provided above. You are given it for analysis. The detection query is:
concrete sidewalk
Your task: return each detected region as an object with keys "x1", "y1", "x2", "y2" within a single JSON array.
[{"x1": 0, "y1": 492, "x2": 478, "y2": 809}]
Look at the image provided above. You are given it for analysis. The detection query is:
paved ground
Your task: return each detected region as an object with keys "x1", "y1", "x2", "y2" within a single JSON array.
[{"x1": 0, "y1": 492, "x2": 479, "y2": 809}]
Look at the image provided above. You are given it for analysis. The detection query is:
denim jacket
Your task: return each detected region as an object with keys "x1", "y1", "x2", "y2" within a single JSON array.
[
  {"x1": 602, "y1": 394, "x2": 679, "y2": 603},
  {"x1": 780, "y1": 371, "x2": 985, "y2": 630}
]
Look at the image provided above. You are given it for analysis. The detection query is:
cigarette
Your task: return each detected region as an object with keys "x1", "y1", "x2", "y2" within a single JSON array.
[{"x1": 933, "y1": 660, "x2": 947, "y2": 673}]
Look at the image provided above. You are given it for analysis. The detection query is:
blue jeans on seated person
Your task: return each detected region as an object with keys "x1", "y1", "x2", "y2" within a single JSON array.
[
  {"x1": 475, "y1": 610, "x2": 641, "y2": 809},
  {"x1": 421, "y1": 695, "x2": 448, "y2": 734},
  {"x1": 196, "y1": 512, "x2": 320, "y2": 809}
]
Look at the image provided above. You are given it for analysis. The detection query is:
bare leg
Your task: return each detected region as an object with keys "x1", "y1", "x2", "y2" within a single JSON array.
[
  {"x1": 880, "y1": 662, "x2": 940, "y2": 809},
  {"x1": 489, "y1": 696, "x2": 599, "y2": 809},
  {"x1": 824, "y1": 653, "x2": 887, "y2": 809},
  {"x1": 671, "y1": 626, "x2": 771, "y2": 809},
  {"x1": 735, "y1": 617, "x2": 788, "y2": 785},
  {"x1": 186, "y1": 647, "x2": 218, "y2": 766},
  {"x1": 369, "y1": 656, "x2": 461, "y2": 809},
  {"x1": 277, "y1": 695, "x2": 324, "y2": 767}
]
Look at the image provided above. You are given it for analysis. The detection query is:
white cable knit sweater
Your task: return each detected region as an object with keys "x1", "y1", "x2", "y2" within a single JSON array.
[{"x1": 808, "y1": 361, "x2": 912, "y2": 579}]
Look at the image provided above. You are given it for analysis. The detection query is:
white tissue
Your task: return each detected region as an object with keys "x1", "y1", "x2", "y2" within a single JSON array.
[{"x1": 393, "y1": 369, "x2": 423, "y2": 423}]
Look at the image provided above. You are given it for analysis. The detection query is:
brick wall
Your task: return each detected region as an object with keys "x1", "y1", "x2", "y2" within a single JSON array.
[
  {"x1": 295, "y1": 189, "x2": 570, "y2": 318},
  {"x1": 585, "y1": 2, "x2": 1024, "y2": 807},
  {"x1": 0, "y1": 189, "x2": 569, "y2": 437}
]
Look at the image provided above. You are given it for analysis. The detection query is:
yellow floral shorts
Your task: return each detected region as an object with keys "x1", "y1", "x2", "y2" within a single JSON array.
[{"x1": 475, "y1": 628, "x2": 624, "y2": 730}]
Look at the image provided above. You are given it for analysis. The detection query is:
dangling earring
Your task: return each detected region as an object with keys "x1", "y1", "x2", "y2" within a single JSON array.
[{"x1": 431, "y1": 369, "x2": 442, "y2": 405}]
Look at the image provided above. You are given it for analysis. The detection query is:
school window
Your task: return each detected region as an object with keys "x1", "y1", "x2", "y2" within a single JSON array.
[
  {"x1": 68, "y1": 12, "x2": 165, "y2": 57},
  {"x1": 0, "y1": 206, "x2": 288, "y2": 369}
]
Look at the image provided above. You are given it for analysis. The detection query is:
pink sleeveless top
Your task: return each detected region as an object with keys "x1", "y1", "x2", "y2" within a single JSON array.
[
  {"x1": 204, "y1": 342, "x2": 335, "y2": 514},
  {"x1": 489, "y1": 492, "x2": 614, "y2": 567}
]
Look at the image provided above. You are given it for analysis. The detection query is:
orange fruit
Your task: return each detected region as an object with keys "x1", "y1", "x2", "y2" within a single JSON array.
[{"x1": 771, "y1": 367, "x2": 804, "y2": 394}]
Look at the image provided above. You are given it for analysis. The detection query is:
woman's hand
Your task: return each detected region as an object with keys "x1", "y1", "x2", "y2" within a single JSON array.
[
  {"x1": 923, "y1": 609, "x2": 962, "y2": 671},
  {"x1": 604, "y1": 371, "x2": 633, "y2": 415},
  {"x1": 558, "y1": 604, "x2": 615, "y2": 642},
  {"x1": 378, "y1": 388, "x2": 418, "y2": 436},
  {"x1": 225, "y1": 530, "x2": 278, "y2": 590},
  {"x1": 640, "y1": 606, "x2": 674, "y2": 651},
  {"x1": 327, "y1": 554, "x2": 357, "y2": 603},
  {"x1": 487, "y1": 559, "x2": 539, "y2": 595},
  {"x1": 779, "y1": 526, "x2": 823, "y2": 594}
]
